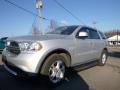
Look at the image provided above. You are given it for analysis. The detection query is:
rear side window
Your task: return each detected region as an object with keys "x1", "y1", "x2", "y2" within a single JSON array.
[{"x1": 89, "y1": 29, "x2": 100, "y2": 39}]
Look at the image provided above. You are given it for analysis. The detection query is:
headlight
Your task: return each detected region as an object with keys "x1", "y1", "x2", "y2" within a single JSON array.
[
  {"x1": 29, "y1": 42, "x2": 42, "y2": 51},
  {"x1": 19, "y1": 42, "x2": 42, "y2": 51}
]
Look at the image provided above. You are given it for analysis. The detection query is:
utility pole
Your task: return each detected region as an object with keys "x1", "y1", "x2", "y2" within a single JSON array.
[{"x1": 36, "y1": 0, "x2": 43, "y2": 35}]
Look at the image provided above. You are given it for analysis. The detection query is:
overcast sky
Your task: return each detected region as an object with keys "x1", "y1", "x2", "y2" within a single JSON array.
[{"x1": 0, "y1": 0, "x2": 120, "y2": 38}]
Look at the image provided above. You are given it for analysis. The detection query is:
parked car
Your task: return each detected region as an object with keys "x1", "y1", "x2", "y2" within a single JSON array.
[
  {"x1": 2, "y1": 25, "x2": 108, "y2": 86},
  {"x1": 0, "y1": 37, "x2": 8, "y2": 53}
]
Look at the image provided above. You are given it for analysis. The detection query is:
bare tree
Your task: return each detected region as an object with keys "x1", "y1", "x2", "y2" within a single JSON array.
[
  {"x1": 105, "y1": 29, "x2": 120, "y2": 38},
  {"x1": 45, "y1": 19, "x2": 68, "y2": 33},
  {"x1": 29, "y1": 17, "x2": 40, "y2": 35},
  {"x1": 45, "y1": 19, "x2": 59, "y2": 33},
  {"x1": 32, "y1": 24, "x2": 39, "y2": 35},
  {"x1": 49, "y1": 19, "x2": 59, "y2": 31}
]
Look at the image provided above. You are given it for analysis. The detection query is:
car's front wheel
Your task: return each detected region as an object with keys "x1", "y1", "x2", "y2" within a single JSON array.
[
  {"x1": 40, "y1": 54, "x2": 67, "y2": 87},
  {"x1": 49, "y1": 60, "x2": 65, "y2": 84}
]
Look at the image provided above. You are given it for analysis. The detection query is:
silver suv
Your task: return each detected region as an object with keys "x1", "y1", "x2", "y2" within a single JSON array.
[{"x1": 2, "y1": 25, "x2": 108, "y2": 86}]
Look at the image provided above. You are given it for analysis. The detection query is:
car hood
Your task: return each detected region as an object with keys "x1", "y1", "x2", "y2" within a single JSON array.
[{"x1": 7, "y1": 34, "x2": 68, "y2": 42}]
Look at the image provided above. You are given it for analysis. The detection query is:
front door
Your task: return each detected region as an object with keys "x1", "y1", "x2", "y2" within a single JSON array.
[{"x1": 73, "y1": 27, "x2": 94, "y2": 65}]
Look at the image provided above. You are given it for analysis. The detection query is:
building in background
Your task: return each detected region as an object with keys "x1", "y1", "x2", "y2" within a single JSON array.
[{"x1": 107, "y1": 35, "x2": 120, "y2": 46}]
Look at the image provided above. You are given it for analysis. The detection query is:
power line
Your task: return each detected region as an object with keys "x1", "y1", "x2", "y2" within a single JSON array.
[
  {"x1": 53, "y1": 0, "x2": 85, "y2": 25},
  {"x1": 4, "y1": 0, "x2": 49, "y2": 21},
  {"x1": 4, "y1": 0, "x2": 85, "y2": 25}
]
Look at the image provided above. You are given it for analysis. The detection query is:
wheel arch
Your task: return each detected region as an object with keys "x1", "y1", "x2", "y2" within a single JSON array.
[
  {"x1": 39, "y1": 48, "x2": 71, "y2": 74},
  {"x1": 103, "y1": 47, "x2": 108, "y2": 54}
]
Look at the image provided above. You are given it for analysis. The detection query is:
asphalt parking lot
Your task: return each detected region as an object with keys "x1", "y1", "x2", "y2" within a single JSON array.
[{"x1": 0, "y1": 48, "x2": 120, "y2": 90}]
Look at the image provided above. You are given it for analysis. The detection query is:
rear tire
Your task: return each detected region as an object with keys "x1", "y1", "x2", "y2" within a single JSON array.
[
  {"x1": 98, "y1": 50, "x2": 108, "y2": 66},
  {"x1": 40, "y1": 54, "x2": 67, "y2": 87}
]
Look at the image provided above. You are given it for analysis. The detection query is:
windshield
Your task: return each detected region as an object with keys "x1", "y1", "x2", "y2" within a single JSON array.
[{"x1": 47, "y1": 26, "x2": 78, "y2": 35}]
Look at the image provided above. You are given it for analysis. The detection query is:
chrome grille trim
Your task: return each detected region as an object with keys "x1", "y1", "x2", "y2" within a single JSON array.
[{"x1": 6, "y1": 41, "x2": 20, "y2": 54}]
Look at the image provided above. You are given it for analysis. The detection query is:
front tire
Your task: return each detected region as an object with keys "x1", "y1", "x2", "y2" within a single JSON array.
[{"x1": 40, "y1": 54, "x2": 67, "y2": 87}]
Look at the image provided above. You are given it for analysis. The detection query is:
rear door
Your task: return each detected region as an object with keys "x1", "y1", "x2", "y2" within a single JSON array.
[{"x1": 89, "y1": 29, "x2": 103, "y2": 59}]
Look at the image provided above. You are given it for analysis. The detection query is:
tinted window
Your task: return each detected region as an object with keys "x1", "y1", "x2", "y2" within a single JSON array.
[{"x1": 89, "y1": 29, "x2": 100, "y2": 39}]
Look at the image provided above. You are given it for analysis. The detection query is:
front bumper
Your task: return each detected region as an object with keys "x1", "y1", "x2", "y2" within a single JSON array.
[
  {"x1": 2, "y1": 55, "x2": 38, "y2": 77},
  {"x1": 2, "y1": 49, "x2": 45, "y2": 73}
]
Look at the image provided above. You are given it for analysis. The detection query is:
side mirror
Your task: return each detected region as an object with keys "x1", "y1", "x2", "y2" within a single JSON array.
[{"x1": 78, "y1": 31, "x2": 88, "y2": 38}]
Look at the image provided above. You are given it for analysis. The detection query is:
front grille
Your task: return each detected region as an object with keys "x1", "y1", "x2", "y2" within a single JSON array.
[{"x1": 7, "y1": 41, "x2": 20, "y2": 54}]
